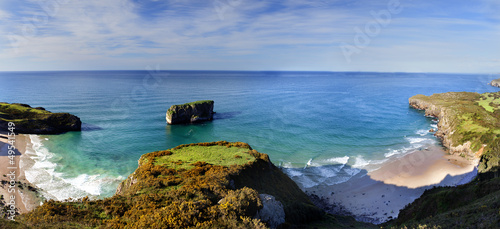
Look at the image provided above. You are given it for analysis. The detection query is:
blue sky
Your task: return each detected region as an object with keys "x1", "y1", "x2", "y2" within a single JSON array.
[{"x1": 0, "y1": 0, "x2": 499, "y2": 72}]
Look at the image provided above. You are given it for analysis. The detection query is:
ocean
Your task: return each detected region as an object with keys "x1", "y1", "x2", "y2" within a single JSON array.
[{"x1": 0, "y1": 71, "x2": 498, "y2": 200}]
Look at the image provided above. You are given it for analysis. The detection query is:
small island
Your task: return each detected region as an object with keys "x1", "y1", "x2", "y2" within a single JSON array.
[
  {"x1": 0, "y1": 103, "x2": 81, "y2": 134},
  {"x1": 166, "y1": 100, "x2": 215, "y2": 125}
]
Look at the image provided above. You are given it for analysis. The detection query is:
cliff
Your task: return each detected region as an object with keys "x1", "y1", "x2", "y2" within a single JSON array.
[
  {"x1": 19, "y1": 141, "x2": 364, "y2": 228},
  {"x1": 490, "y1": 78, "x2": 500, "y2": 88},
  {"x1": 166, "y1": 100, "x2": 214, "y2": 124},
  {"x1": 409, "y1": 92, "x2": 500, "y2": 173},
  {"x1": 0, "y1": 103, "x2": 81, "y2": 134}
]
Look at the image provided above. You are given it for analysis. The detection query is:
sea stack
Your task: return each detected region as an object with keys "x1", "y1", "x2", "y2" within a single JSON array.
[{"x1": 166, "y1": 100, "x2": 215, "y2": 124}]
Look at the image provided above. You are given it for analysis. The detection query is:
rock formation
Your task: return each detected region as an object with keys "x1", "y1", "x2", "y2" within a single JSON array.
[
  {"x1": 0, "y1": 102, "x2": 81, "y2": 134},
  {"x1": 115, "y1": 141, "x2": 322, "y2": 227},
  {"x1": 490, "y1": 78, "x2": 500, "y2": 87},
  {"x1": 255, "y1": 194, "x2": 286, "y2": 228},
  {"x1": 166, "y1": 100, "x2": 214, "y2": 124}
]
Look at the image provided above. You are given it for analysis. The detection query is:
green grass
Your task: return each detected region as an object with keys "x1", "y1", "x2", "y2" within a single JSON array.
[
  {"x1": 478, "y1": 93, "x2": 500, "y2": 113},
  {"x1": 0, "y1": 103, "x2": 51, "y2": 121},
  {"x1": 182, "y1": 100, "x2": 213, "y2": 106},
  {"x1": 154, "y1": 145, "x2": 255, "y2": 170}
]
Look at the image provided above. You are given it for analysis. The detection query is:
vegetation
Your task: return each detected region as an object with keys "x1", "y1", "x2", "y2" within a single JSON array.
[
  {"x1": 0, "y1": 103, "x2": 81, "y2": 134},
  {"x1": 154, "y1": 145, "x2": 255, "y2": 170},
  {"x1": 3, "y1": 141, "x2": 366, "y2": 228},
  {"x1": 385, "y1": 177, "x2": 500, "y2": 228}
]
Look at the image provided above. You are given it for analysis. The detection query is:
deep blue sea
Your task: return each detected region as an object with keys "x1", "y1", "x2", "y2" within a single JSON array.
[{"x1": 0, "y1": 71, "x2": 498, "y2": 200}]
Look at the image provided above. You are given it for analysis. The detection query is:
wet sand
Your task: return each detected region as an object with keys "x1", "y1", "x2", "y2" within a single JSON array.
[{"x1": 304, "y1": 145, "x2": 477, "y2": 224}]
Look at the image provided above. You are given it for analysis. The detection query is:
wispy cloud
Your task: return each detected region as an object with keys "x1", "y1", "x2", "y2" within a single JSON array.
[{"x1": 0, "y1": 0, "x2": 498, "y2": 72}]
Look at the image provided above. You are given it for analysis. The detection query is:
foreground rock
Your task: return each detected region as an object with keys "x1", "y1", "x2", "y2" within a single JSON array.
[
  {"x1": 166, "y1": 100, "x2": 214, "y2": 124},
  {"x1": 0, "y1": 103, "x2": 81, "y2": 134},
  {"x1": 490, "y1": 78, "x2": 500, "y2": 87}
]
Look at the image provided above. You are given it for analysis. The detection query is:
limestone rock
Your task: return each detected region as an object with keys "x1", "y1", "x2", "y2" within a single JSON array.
[
  {"x1": 166, "y1": 100, "x2": 214, "y2": 124},
  {"x1": 254, "y1": 194, "x2": 286, "y2": 228}
]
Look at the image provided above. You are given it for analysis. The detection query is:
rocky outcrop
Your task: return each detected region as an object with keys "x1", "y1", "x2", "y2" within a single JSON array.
[
  {"x1": 166, "y1": 100, "x2": 214, "y2": 124},
  {"x1": 0, "y1": 103, "x2": 81, "y2": 134},
  {"x1": 490, "y1": 79, "x2": 500, "y2": 87},
  {"x1": 114, "y1": 141, "x2": 322, "y2": 227},
  {"x1": 255, "y1": 194, "x2": 286, "y2": 228}
]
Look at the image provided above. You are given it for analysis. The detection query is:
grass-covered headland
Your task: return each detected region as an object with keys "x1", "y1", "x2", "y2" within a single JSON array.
[
  {"x1": 1, "y1": 141, "x2": 371, "y2": 228},
  {"x1": 0, "y1": 103, "x2": 81, "y2": 134},
  {"x1": 409, "y1": 92, "x2": 500, "y2": 174},
  {"x1": 384, "y1": 92, "x2": 500, "y2": 228}
]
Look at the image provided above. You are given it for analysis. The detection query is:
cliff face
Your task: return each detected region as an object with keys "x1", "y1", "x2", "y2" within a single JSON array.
[
  {"x1": 166, "y1": 100, "x2": 214, "y2": 124},
  {"x1": 0, "y1": 103, "x2": 81, "y2": 134}
]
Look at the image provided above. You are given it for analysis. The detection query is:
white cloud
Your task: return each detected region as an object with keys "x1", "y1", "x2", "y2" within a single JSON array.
[{"x1": 0, "y1": 0, "x2": 498, "y2": 73}]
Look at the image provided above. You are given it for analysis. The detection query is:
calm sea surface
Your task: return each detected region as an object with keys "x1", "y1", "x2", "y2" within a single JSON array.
[{"x1": 0, "y1": 71, "x2": 498, "y2": 199}]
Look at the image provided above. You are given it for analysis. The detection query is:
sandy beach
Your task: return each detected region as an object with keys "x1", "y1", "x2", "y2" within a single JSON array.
[
  {"x1": 0, "y1": 133, "x2": 44, "y2": 217},
  {"x1": 305, "y1": 145, "x2": 477, "y2": 224}
]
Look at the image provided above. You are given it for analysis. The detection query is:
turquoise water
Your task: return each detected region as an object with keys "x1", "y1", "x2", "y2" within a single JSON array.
[{"x1": 0, "y1": 71, "x2": 498, "y2": 199}]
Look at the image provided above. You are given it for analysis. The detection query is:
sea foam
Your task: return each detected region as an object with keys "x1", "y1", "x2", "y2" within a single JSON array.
[{"x1": 23, "y1": 135, "x2": 123, "y2": 201}]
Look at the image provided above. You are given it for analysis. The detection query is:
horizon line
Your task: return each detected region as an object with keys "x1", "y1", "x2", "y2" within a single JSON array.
[{"x1": 0, "y1": 69, "x2": 498, "y2": 75}]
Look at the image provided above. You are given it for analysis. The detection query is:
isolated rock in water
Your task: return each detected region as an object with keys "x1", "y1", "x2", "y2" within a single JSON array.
[
  {"x1": 166, "y1": 100, "x2": 214, "y2": 124},
  {"x1": 490, "y1": 79, "x2": 500, "y2": 87},
  {"x1": 255, "y1": 194, "x2": 286, "y2": 228},
  {"x1": 0, "y1": 102, "x2": 81, "y2": 134}
]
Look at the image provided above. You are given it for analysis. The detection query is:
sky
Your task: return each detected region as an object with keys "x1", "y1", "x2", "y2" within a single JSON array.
[{"x1": 0, "y1": 0, "x2": 499, "y2": 73}]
